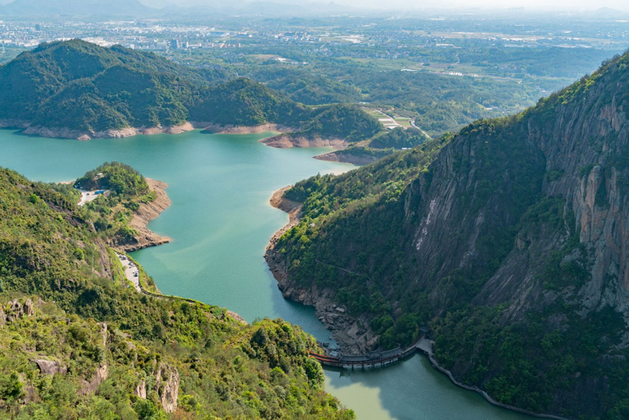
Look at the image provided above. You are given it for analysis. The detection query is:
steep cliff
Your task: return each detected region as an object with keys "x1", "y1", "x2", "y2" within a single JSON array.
[{"x1": 268, "y1": 52, "x2": 629, "y2": 418}]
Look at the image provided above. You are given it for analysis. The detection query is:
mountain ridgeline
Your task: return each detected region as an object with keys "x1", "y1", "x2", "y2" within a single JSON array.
[
  {"x1": 267, "y1": 52, "x2": 629, "y2": 418},
  {"x1": 0, "y1": 165, "x2": 355, "y2": 419},
  {"x1": 0, "y1": 40, "x2": 382, "y2": 144}
]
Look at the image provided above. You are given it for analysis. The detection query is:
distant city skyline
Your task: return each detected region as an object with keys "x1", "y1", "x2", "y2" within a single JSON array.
[{"x1": 138, "y1": 0, "x2": 629, "y2": 12}]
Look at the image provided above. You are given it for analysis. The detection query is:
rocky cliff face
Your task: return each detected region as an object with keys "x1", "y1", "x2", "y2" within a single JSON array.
[
  {"x1": 269, "y1": 53, "x2": 629, "y2": 418},
  {"x1": 405, "y1": 57, "x2": 629, "y2": 321}
]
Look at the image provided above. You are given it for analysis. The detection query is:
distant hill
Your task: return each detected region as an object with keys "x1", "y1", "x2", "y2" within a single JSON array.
[
  {"x1": 590, "y1": 7, "x2": 629, "y2": 18},
  {"x1": 0, "y1": 40, "x2": 205, "y2": 135},
  {"x1": 0, "y1": 41, "x2": 293, "y2": 135},
  {"x1": 0, "y1": 0, "x2": 155, "y2": 16},
  {"x1": 0, "y1": 40, "x2": 380, "y2": 143}
]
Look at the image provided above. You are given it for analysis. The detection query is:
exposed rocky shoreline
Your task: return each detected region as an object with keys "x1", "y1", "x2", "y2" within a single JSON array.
[
  {"x1": 261, "y1": 134, "x2": 347, "y2": 149},
  {"x1": 199, "y1": 122, "x2": 291, "y2": 135},
  {"x1": 314, "y1": 150, "x2": 380, "y2": 166},
  {"x1": 265, "y1": 187, "x2": 378, "y2": 355},
  {"x1": 0, "y1": 120, "x2": 199, "y2": 141},
  {"x1": 116, "y1": 178, "x2": 172, "y2": 253},
  {"x1": 0, "y1": 120, "x2": 292, "y2": 141}
]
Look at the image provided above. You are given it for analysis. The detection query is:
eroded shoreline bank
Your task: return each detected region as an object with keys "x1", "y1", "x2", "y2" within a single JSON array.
[
  {"x1": 117, "y1": 178, "x2": 172, "y2": 253},
  {"x1": 0, "y1": 120, "x2": 292, "y2": 141},
  {"x1": 265, "y1": 187, "x2": 378, "y2": 355},
  {"x1": 261, "y1": 134, "x2": 347, "y2": 150},
  {"x1": 1, "y1": 122, "x2": 370, "y2": 165}
]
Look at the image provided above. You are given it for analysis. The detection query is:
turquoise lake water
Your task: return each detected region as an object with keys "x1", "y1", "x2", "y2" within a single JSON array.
[{"x1": 0, "y1": 129, "x2": 532, "y2": 420}]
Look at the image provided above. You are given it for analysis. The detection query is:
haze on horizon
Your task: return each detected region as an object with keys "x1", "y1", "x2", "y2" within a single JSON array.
[{"x1": 139, "y1": 0, "x2": 629, "y2": 12}]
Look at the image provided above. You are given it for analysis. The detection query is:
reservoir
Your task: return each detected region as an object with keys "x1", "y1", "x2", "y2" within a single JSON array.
[{"x1": 0, "y1": 129, "x2": 531, "y2": 420}]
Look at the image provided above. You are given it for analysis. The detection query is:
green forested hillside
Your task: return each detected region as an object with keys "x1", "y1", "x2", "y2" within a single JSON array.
[
  {"x1": 268, "y1": 52, "x2": 629, "y2": 419},
  {"x1": 0, "y1": 40, "x2": 302, "y2": 134},
  {"x1": 0, "y1": 40, "x2": 383, "y2": 146},
  {"x1": 0, "y1": 40, "x2": 202, "y2": 129},
  {"x1": 0, "y1": 166, "x2": 354, "y2": 419},
  {"x1": 252, "y1": 68, "x2": 363, "y2": 105},
  {"x1": 302, "y1": 105, "x2": 383, "y2": 142},
  {"x1": 192, "y1": 78, "x2": 307, "y2": 127}
]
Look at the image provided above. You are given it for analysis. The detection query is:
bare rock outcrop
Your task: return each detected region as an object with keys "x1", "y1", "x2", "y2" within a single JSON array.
[
  {"x1": 80, "y1": 364, "x2": 109, "y2": 395},
  {"x1": 156, "y1": 364, "x2": 179, "y2": 413},
  {"x1": 261, "y1": 134, "x2": 347, "y2": 150},
  {"x1": 135, "y1": 379, "x2": 147, "y2": 399},
  {"x1": 33, "y1": 359, "x2": 67, "y2": 375},
  {"x1": 18, "y1": 122, "x2": 196, "y2": 141}
]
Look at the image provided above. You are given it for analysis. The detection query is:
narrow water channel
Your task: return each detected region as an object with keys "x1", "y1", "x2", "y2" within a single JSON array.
[{"x1": 0, "y1": 129, "x2": 532, "y2": 420}]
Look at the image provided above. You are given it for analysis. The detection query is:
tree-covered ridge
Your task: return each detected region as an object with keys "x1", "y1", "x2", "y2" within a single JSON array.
[
  {"x1": 269, "y1": 51, "x2": 629, "y2": 418},
  {"x1": 0, "y1": 40, "x2": 386, "y2": 146},
  {"x1": 0, "y1": 166, "x2": 354, "y2": 419},
  {"x1": 324, "y1": 127, "x2": 431, "y2": 163},
  {"x1": 0, "y1": 40, "x2": 198, "y2": 132},
  {"x1": 252, "y1": 67, "x2": 363, "y2": 106},
  {"x1": 264, "y1": 104, "x2": 385, "y2": 147},
  {"x1": 0, "y1": 40, "x2": 296, "y2": 133},
  {"x1": 73, "y1": 162, "x2": 157, "y2": 248},
  {"x1": 369, "y1": 127, "x2": 429, "y2": 150},
  {"x1": 302, "y1": 105, "x2": 382, "y2": 142},
  {"x1": 284, "y1": 136, "x2": 449, "y2": 217},
  {"x1": 75, "y1": 162, "x2": 149, "y2": 196},
  {"x1": 192, "y1": 78, "x2": 307, "y2": 127}
]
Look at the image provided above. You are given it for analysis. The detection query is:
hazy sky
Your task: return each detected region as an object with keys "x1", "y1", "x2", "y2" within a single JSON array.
[{"x1": 140, "y1": 0, "x2": 629, "y2": 12}]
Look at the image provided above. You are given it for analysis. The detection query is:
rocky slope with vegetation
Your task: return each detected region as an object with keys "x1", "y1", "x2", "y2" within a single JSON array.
[
  {"x1": 266, "y1": 52, "x2": 629, "y2": 419},
  {"x1": 0, "y1": 165, "x2": 354, "y2": 419},
  {"x1": 261, "y1": 104, "x2": 383, "y2": 150},
  {"x1": 314, "y1": 127, "x2": 431, "y2": 165}
]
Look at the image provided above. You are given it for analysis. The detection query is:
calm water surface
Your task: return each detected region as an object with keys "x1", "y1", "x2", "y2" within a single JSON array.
[{"x1": 0, "y1": 129, "x2": 531, "y2": 420}]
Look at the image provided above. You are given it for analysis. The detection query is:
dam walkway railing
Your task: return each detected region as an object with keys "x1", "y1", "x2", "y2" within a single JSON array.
[{"x1": 309, "y1": 336, "x2": 434, "y2": 369}]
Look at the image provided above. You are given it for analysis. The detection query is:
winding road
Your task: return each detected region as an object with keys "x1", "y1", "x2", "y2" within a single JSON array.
[{"x1": 115, "y1": 252, "x2": 141, "y2": 292}]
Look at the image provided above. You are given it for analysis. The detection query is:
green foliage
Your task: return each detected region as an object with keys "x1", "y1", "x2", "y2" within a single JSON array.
[
  {"x1": 0, "y1": 40, "x2": 384, "y2": 145},
  {"x1": 278, "y1": 138, "x2": 448, "y2": 349},
  {"x1": 191, "y1": 77, "x2": 306, "y2": 127},
  {"x1": 369, "y1": 127, "x2": 429, "y2": 149},
  {"x1": 75, "y1": 162, "x2": 149, "y2": 197},
  {"x1": 0, "y1": 41, "x2": 309, "y2": 134},
  {"x1": 252, "y1": 67, "x2": 362, "y2": 105},
  {"x1": 269, "y1": 49, "x2": 629, "y2": 419},
  {"x1": 433, "y1": 304, "x2": 629, "y2": 418},
  {"x1": 301, "y1": 104, "x2": 383, "y2": 142},
  {"x1": 0, "y1": 166, "x2": 354, "y2": 420}
]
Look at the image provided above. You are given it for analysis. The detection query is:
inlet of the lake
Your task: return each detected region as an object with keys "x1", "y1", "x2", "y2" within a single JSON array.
[{"x1": 0, "y1": 129, "x2": 532, "y2": 420}]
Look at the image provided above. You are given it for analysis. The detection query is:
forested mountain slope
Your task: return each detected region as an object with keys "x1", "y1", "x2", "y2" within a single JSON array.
[
  {"x1": 267, "y1": 52, "x2": 629, "y2": 418},
  {"x1": 0, "y1": 40, "x2": 380, "y2": 144},
  {"x1": 0, "y1": 166, "x2": 354, "y2": 419}
]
